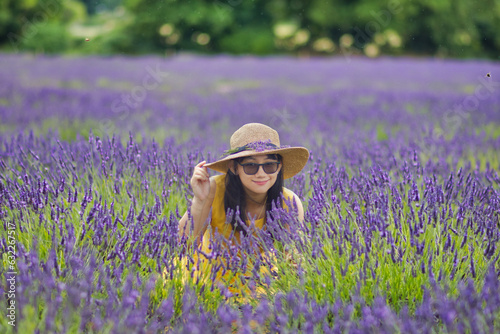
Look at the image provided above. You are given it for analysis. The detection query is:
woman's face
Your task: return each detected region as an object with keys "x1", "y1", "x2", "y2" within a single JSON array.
[{"x1": 235, "y1": 154, "x2": 281, "y2": 197}]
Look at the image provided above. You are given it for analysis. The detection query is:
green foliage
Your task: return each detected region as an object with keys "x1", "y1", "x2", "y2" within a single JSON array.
[
  {"x1": 113, "y1": 0, "x2": 500, "y2": 57},
  {"x1": 0, "y1": 0, "x2": 87, "y2": 53},
  {"x1": 394, "y1": 0, "x2": 499, "y2": 57},
  {"x1": 218, "y1": 25, "x2": 275, "y2": 54},
  {"x1": 0, "y1": 0, "x2": 499, "y2": 57},
  {"x1": 16, "y1": 22, "x2": 71, "y2": 53}
]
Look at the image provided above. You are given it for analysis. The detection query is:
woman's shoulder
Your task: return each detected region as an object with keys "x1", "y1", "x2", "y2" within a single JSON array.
[
  {"x1": 211, "y1": 174, "x2": 225, "y2": 193},
  {"x1": 212, "y1": 174, "x2": 225, "y2": 185},
  {"x1": 209, "y1": 174, "x2": 226, "y2": 200},
  {"x1": 282, "y1": 187, "x2": 304, "y2": 220},
  {"x1": 282, "y1": 187, "x2": 297, "y2": 199},
  {"x1": 282, "y1": 187, "x2": 301, "y2": 207}
]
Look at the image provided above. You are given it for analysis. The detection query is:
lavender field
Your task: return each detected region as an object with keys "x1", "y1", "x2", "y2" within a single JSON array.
[{"x1": 1, "y1": 53, "x2": 500, "y2": 333}]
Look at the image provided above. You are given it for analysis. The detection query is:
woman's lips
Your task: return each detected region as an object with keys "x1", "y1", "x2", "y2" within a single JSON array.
[{"x1": 254, "y1": 180, "x2": 268, "y2": 186}]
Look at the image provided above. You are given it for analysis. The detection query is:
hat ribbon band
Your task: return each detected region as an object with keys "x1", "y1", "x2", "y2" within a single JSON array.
[{"x1": 221, "y1": 140, "x2": 289, "y2": 158}]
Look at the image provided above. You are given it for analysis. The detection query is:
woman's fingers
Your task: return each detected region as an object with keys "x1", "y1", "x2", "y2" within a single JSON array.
[
  {"x1": 193, "y1": 161, "x2": 209, "y2": 179},
  {"x1": 196, "y1": 160, "x2": 208, "y2": 173},
  {"x1": 192, "y1": 175, "x2": 209, "y2": 185},
  {"x1": 191, "y1": 161, "x2": 210, "y2": 193},
  {"x1": 192, "y1": 169, "x2": 209, "y2": 181}
]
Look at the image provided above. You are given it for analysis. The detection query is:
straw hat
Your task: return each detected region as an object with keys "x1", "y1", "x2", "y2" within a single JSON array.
[{"x1": 205, "y1": 123, "x2": 309, "y2": 179}]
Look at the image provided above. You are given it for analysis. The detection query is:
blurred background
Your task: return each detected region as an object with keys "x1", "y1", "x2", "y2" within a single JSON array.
[{"x1": 1, "y1": 0, "x2": 499, "y2": 58}]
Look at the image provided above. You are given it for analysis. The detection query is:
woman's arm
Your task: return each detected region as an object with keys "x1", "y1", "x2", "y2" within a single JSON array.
[{"x1": 178, "y1": 161, "x2": 217, "y2": 244}]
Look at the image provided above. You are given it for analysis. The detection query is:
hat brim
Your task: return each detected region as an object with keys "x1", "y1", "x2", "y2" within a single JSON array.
[{"x1": 204, "y1": 147, "x2": 309, "y2": 179}]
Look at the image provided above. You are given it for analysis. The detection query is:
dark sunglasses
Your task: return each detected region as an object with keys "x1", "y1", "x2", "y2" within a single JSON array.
[{"x1": 237, "y1": 161, "x2": 280, "y2": 175}]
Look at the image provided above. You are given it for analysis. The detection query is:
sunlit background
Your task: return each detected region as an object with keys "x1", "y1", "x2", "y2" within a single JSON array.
[{"x1": 1, "y1": 0, "x2": 499, "y2": 58}]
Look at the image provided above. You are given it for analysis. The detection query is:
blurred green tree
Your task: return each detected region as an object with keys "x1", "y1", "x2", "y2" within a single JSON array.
[
  {"x1": 0, "y1": 0, "x2": 87, "y2": 53},
  {"x1": 0, "y1": 0, "x2": 498, "y2": 58}
]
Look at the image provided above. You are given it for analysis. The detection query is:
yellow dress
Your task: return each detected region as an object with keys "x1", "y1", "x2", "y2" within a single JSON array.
[{"x1": 177, "y1": 174, "x2": 296, "y2": 299}]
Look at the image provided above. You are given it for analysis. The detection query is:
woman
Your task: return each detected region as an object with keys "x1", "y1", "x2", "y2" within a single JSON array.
[{"x1": 177, "y1": 123, "x2": 309, "y2": 296}]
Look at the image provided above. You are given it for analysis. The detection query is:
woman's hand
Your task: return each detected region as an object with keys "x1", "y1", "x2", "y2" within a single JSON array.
[
  {"x1": 190, "y1": 161, "x2": 211, "y2": 203},
  {"x1": 178, "y1": 161, "x2": 215, "y2": 243}
]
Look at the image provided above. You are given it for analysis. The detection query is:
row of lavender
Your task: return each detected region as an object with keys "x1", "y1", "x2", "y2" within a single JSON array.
[
  {"x1": 1, "y1": 54, "x2": 500, "y2": 332},
  {"x1": 1, "y1": 54, "x2": 499, "y2": 148},
  {"x1": 1, "y1": 130, "x2": 499, "y2": 332}
]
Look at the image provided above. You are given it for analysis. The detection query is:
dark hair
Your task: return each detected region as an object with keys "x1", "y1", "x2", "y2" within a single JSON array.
[{"x1": 224, "y1": 154, "x2": 284, "y2": 234}]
